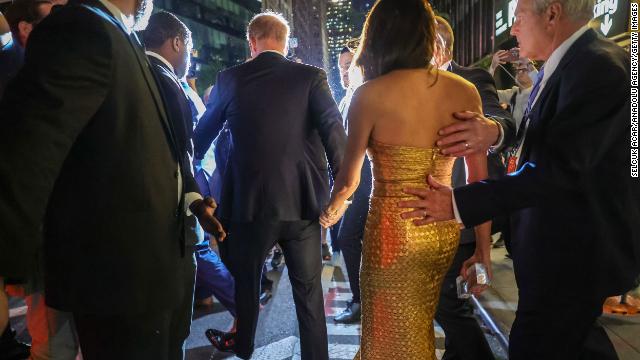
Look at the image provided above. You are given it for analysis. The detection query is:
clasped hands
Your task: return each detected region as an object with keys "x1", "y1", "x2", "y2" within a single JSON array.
[{"x1": 319, "y1": 201, "x2": 350, "y2": 228}]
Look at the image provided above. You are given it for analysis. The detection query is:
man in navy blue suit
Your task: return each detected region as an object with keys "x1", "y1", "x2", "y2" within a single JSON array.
[
  {"x1": 192, "y1": 12, "x2": 346, "y2": 360},
  {"x1": 400, "y1": 0, "x2": 639, "y2": 359}
]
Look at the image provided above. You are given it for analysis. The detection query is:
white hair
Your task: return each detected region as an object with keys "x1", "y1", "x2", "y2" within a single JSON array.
[{"x1": 533, "y1": 0, "x2": 595, "y2": 21}]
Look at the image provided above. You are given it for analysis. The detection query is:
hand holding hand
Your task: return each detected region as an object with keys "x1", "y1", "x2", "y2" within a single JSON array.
[
  {"x1": 319, "y1": 202, "x2": 349, "y2": 228},
  {"x1": 191, "y1": 197, "x2": 227, "y2": 242},
  {"x1": 398, "y1": 175, "x2": 455, "y2": 226},
  {"x1": 436, "y1": 111, "x2": 500, "y2": 157}
]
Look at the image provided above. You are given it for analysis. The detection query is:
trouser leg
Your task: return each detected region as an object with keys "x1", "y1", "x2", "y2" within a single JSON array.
[
  {"x1": 279, "y1": 221, "x2": 328, "y2": 360},
  {"x1": 435, "y1": 243, "x2": 494, "y2": 360},
  {"x1": 225, "y1": 222, "x2": 279, "y2": 359}
]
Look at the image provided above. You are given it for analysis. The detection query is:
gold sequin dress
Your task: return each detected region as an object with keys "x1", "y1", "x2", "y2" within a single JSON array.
[{"x1": 355, "y1": 140, "x2": 460, "y2": 360}]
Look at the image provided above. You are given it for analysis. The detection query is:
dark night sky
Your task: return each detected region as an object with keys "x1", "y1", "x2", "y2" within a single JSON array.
[{"x1": 352, "y1": 0, "x2": 374, "y2": 12}]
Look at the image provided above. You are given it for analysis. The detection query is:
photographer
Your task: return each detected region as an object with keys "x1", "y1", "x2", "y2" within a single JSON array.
[{"x1": 490, "y1": 49, "x2": 539, "y2": 130}]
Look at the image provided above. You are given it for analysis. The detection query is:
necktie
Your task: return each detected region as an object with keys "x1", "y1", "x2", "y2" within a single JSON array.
[
  {"x1": 517, "y1": 65, "x2": 545, "y2": 138},
  {"x1": 507, "y1": 66, "x2": 545, "y2": 173}
]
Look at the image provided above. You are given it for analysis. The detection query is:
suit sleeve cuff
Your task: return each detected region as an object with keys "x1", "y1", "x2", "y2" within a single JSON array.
[{"x1": 185, "y1": 192, "x2": 204, "y2": 216}]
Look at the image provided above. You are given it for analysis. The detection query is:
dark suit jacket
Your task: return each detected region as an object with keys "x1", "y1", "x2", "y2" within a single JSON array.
[
  {"x1": 0, "y1": 0, "x2": 187, "y2": 314},
  {"x1": 147, "y1": 55, "x2": 199, "y2": 195},
  {"x1": 450, "y1": 62, "x2": 515, "y2": 244},
  {"x1": 0, "y1": 40, "x2": 24, "y2": 99},
  {"x1": 454, "y1": 29, "x2": 639, "y2": 300},
  {"x1": 193, "y1": 52, "x2": 346, "y2": 222}
]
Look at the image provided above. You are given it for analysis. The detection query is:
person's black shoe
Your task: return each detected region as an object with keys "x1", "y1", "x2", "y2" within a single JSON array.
[
  {"x1": 321, "y1": 243, "x2": 332, "y2": 261},
  {"x1": 271, "y1": 248, "x2": 283, "y2": 269},
  {"x1": 205, "y1": 329, "x2": 236, "y2": 353},
  {"x1": 259, "y1": 288, "x2": 273, "y2": 305},
  {"x1": 333, "y1": 300, "x2": 361, "y2": 324}
]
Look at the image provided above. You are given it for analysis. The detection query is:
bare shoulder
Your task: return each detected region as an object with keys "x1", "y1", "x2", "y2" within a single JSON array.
[
  {"x1": 350, "y1": 78, "x2": 385, "y2": 109},
  {"x1": 437, "y1": 71, "x2": 478, "y2": 97}
]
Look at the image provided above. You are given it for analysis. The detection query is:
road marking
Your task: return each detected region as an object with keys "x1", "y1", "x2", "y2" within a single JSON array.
[
  {"x1": 228, "y1": 336, "x2": 299, "y2": 360},
  {"x1": 9, "y1": 305, "x2": 27, "y2": 318}
]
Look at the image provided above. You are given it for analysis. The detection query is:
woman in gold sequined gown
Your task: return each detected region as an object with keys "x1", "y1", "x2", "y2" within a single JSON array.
[{"x1": 319, "y1": 1, "x2": 492, "y2": 359}]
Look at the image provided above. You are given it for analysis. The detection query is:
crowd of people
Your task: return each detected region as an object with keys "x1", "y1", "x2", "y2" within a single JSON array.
[{"x1": 0, "y1": 0, "x2": 637, "y2": 359}]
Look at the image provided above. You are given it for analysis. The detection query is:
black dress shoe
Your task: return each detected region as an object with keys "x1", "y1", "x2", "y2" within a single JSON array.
[
  {"x1": 271, "y1": 249, "x2": 283, "y2": 269},
  {"x1": 333, "y1": 301, "x2": 361, "y2": 324},
  {"x1": 260, "y1": 288, "x2": 273, "y2": 305},
  {"x1": 321, "y1": 243, "x2": 332, "y2": 261},
  {"x1": 205, "y1": 329, "x2": 236, "y2": 353}
]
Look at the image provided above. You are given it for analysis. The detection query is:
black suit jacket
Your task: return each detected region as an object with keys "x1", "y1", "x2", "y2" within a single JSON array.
[
  {"x1": 147, "y1": 55, "x2": 199, "y2": 195},
  {"x1": 0, "y1": 0, "x2": 187, "y2": 314},
  {"x1": 193, "y1": 52, "x2": 347, "y2": 222},
  {"x1": 450, "y1": 62, "x2": 516, "y2": 244},
  {"x1": 454, "y1": 30, "x2": 639, "y2": 299}
]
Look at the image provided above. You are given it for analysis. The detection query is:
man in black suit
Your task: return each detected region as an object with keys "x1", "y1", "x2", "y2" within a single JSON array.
[
  {"x1": 401, "y1": 0, "x2": 639, "y2": 359},
  {"x1": 142, "y1": 11, "x2": 220, "y2": 360},
  {"x1": 0, "y1": 0, "x2": 222, "y2": 358},
  {"x1": 429, "y1": 16, "x2": 514, "y2": 360},
  {"x1": 192, "y1": 12, "x2": 346, "y2": 360}
]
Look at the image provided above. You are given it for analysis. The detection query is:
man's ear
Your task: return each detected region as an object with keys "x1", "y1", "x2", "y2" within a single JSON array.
[
  {"x1": 172, "y1": 36, "x2": 181, "y2": 53},
  {"x1": 545, "y1": 2, "x2": 562, "y2": 26},
  {"x1": 249, "y1": 36, "x2": 257, "y2": 54}
]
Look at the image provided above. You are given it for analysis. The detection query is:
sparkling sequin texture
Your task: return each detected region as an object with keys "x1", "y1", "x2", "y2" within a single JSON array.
[{"x1": 354, "y1": 140, "x2": 460, "y2": 360}]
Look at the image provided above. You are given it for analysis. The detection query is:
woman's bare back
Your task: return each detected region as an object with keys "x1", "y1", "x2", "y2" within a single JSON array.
[{"x1": 355, "y1": 68, "x2": 482, "y2": 149}]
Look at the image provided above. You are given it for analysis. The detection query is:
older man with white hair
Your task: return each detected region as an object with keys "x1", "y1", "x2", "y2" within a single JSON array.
[{"x1": 400, "y1": 0, "x2": 638, "y2": 359}]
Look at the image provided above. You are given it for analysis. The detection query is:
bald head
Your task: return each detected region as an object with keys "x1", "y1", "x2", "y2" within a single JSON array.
[{"x1": 246, "y1": 12, "x2": 290, "y2": 58}]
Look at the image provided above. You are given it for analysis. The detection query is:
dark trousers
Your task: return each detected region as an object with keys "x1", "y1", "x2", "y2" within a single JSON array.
[
  {"x1": 226, "y1": 220, "x2": 328, "y2": 360},
  {"x1": 73, "y1": 252, "x2": 195, "y2": 360},
  {"x1": 170, "y1": 248, "x2": 197, "y2": 360},
  {"x1": 510, "y1": 294, "x2": 618, "y2": 360},
  {"x1": 74, "y1": 310, "x2": 176, "y2": 360},
  {"x1": 340, "y1": 233, "x2": 362, "y2": 303},
  {"x1": 435, "y1": 242, "x2": 494, "y2": 360},
  {"x1": 337, "y1": 157, "x2": 371, "y2": 303},
  {"x1": 194, "y1": 242, "x2": 236, "y2": 317}
]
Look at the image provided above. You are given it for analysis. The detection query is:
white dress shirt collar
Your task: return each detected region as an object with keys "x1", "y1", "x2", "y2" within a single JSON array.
[
  {"x1": 146, "y1": 51, "x2": 176, "y2": 75},
  {"x1": 98, "y1": 0, "x2": 134, "y2": 33},
  {"x1": 538, "y1": 25, "x2": 590, "y2": 89},
  {"x1": 439, "y1": 60, "x2": 453, "y2": 72}
]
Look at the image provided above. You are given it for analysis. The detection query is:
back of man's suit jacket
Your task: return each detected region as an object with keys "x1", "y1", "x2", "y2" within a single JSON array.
[
  {"x1": 454, "y1": 29, "x2": 639, "y2": 298},
  {"x1": 193, "y1": 52, "x2": 347, "y2": 222},
  {"x1": 0, "y1": 0, "x2": 186, "y2": 314}
]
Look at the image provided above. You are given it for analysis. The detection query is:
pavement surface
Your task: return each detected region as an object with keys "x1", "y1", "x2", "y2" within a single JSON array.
[
  {"x1": 475, "y1": 247, "x2": 640, "y2": 360},
  {"x1": 6, "y1": 250, "x2": 508, "y2": 360}
]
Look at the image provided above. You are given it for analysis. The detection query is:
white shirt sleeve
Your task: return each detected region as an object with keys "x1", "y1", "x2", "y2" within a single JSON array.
[
  {"x1": 489, "y1": 119, "x2": 505, "y2": 152},
  {"x1": 185, "y1": 192, "x2": 204, "y2": 216}
]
